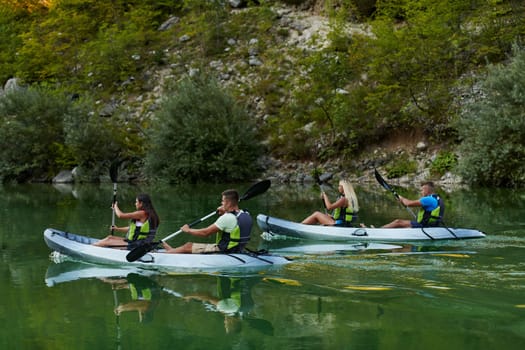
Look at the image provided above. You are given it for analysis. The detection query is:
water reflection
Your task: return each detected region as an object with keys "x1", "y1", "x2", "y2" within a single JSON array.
[
  {"x1": 96, "y1": 273, "x2": 162, "y2": 350},
  {"x1": 167, "y1": 276, "x2": 274, "y2": 335},
  {"x1": 45, "y1": 261, "x2": 274, "y2": 337},
  {"x1": 45, "y1": 261, "x2": 161, "y2": 322},
  {"x1": 263, "y1": 240, "x2": 404, "y2": 256},
  {"x1": 102, "y1": 273, "x2": 161, "y2": 323}
]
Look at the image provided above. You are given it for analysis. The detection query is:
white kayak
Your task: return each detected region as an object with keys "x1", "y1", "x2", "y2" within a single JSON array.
[
  {"x1": 45, "y1": 260, "x2": 154, "y2": 287},
  {"x1": 44, "y1": 228, "x2": 291, "y2": 274},
  {"x1": 266, "y1": 242, "x2": 403, "y2": 255},
  {"x1": 257, "y1": 214, "x2": 486, "y2": 242}
]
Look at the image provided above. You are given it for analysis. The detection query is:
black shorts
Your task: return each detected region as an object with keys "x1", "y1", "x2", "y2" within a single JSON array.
[{"x1": 126, "y1": 239, "x2": 147, "y2": 251}]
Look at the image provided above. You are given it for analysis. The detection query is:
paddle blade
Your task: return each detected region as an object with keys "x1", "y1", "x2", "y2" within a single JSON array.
[
  {"x1": 374, "y1": 168, "x2": 391, "y2": 191},
  {"x1": 126, "y1": 242, "x2": 158, "y2": 262},
  {"x1": 374, "y1": 168, "x2": 416, "y2": 219},
  {"x1": 110, "y1": 160, "x2": 120, "y2": 183},
  {"x1": 240, "y1": 179, "x2": 271, "y2": 201}
]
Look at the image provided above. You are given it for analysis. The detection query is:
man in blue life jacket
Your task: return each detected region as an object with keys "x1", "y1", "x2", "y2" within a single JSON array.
[
  {"x1": 382, "y1": 181, "x2": 444, "y2": 228},
  {"x1": 162, "y1": 189, "x2": 252, "y2": 254}
]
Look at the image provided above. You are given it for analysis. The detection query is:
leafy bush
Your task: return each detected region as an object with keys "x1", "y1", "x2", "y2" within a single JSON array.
[
  {"x1": 271, "y1": 31, "x2": 362, "y2": 160},
  {"x1": 62, "y1": 96, "x2": 126, "y2": 181},
  {"x1": 456, "y1": 44, "x2": 525, "y2": 187},
  {"x1": 0, "y1": 86, "x2": 130, "y2": 182},
  {"x1": 430, "y1": 151, "x2": 458, "y2": 177},
  {"x1": 80, "y1": 7, "x2": 164, "y2": 91},
  {"x1": 144, "y1": 74, "x2": 262, "y2": 183},
  {"x1": 0, "y1": 87, "x2": 69, "y2": 182},
  {"x1": 0, "y1": 4, "x2": 28, "y2": 84},
  {"x1": 12, "y1": 1, "x2": 169, "y2": 93},
  {"x1": 385, "y1": 154, "x2": 418, "y2": 179}
]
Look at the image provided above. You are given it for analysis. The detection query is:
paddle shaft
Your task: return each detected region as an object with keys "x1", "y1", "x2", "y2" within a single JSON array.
[
  {"x1": 374, "y1": 169, "x2": 416, "y2": 219},
  {"x1": 313, "y1": 171, "x2": 329, "y2": 214},
  {"x1": 111, "y1": 183, "x2": 117, "y2": 235},
  {"x1": 160, "y1": 211, "x2": 217, "y2": 243},
  {"x1": 319, "y1": 183, "x2": 328, "y2": 214},
  {"x1": 109, "y1": 160, "x2": 120, "y2": 235}
]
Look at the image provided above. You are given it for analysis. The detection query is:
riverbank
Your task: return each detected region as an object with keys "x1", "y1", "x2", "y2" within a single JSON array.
[{"x1": 260, "y1": 141, "x2": 465, "y2": 192}]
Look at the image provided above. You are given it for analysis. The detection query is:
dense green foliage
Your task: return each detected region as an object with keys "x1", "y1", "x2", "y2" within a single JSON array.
[
  {"x1": 456, "y1": 45, "x2": 525, "y2": 187},
  {"x1": 5, "y1": 0, "x2": 179, "y2": 93},
  {"x1": 144, "y1": 75, "x2": 262, "y2": 183},
  {"x1": 385, "y1": 153, "x2": 417, "y2": 178},
  {"x1": 62, "y1": 97, "x2": 126, "y2": 181},
  {"x1": 0, "y1": 87, "x2": 68, "y2": 182},
  {"x1": 0, "y1": 87, "x2": 128, "y2": 182},
  {"x1": 430, "y1": 151, "x2": 458, "y2": 177},
  {"x1": 0, "y1": 0, "x2": 524, "y2": 186}
]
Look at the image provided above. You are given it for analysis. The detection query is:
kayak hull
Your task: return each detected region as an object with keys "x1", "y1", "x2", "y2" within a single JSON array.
[
  {"x1": 268, "y1": 242, "x2": 403, "y2": 255},
  {"x1": 45, "y1": 261, "x2": 154, "y2": 287},
  {"x1": 257, "y1": 214, "x2": 486, "y2": 242},
  {"x1": 44, "y1": 228, "x2": 291, "y2": 274}
]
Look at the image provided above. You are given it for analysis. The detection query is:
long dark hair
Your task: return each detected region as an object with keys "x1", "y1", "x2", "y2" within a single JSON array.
[{"x1": 136, "y1": 193, "x2": 160, "y2": 229}]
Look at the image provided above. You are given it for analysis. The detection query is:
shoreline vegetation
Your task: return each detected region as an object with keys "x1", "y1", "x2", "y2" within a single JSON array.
[{"x1": 1, "y1": 1, "x2": 524, "y2": 187}]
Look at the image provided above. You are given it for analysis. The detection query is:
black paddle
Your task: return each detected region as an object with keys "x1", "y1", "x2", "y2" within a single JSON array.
[
  {"x1": 374, "y1": 168, "x2": 441, "y2": 240},
  {"x1": 374, "y1": 168, "x2": 417, "y2": 219},
  {"x1": 126, "y1": 179, "x2": 272, "y2": 262},
  {"x1": 314, "y1": 174, "x2": 329, "y2": 214},
  {"x1": 109, "y1": 160, "x2": 120, "y2": 235}
]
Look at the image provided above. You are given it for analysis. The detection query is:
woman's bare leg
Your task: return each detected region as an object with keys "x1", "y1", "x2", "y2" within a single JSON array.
[
  {"x1": 302, "y1": 211, "x2": 335, "y2": 225},
  {"x1": 93, "y1": 235, "x2": 127, "y2": 248},
  {"x1": 382, "y1": 219, "x2": 411, "y2": 228}
]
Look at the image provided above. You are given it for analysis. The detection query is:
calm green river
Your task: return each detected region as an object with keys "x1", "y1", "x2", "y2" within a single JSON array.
[{"x1": 1, "y1": 182, "x2": 524, "y2": 349}]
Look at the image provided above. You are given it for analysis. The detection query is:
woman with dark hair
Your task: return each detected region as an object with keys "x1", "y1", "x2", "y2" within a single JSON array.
[{"x1": 93, "y1": 193, "x2": 160, "y2": 249}]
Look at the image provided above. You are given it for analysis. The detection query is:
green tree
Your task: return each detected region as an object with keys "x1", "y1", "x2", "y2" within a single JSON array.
[
  {"x1": 0, "y1": 4, "x2": 29, "y2": 84},
  {"x1": 62, "y1": 96, "x2": 125, "y2": 181},
  {"x1": 0, "y1": 87, "x2": 69, "y2": 182},
  {"x1": 145, "y1": 74, "x2": 262, "y2": 183},
  {"x1": 456, "y1": 44, "x2": 525, "y2": 187},
  {"x1": 269, "y1": 22, "x2": 364, "y2": 161},
  {"x1": 14, "y1": 0, "x2": 169, "y2": 93},
  {"x1": 14, "y1": 1, "x2": 99, "y2": 84},
  {"x1": 360, "y1": 0, "x2": 476, "y2": 134},
  {"x1": 80, "y1": 6, "x2": 164, "y2": 91}
]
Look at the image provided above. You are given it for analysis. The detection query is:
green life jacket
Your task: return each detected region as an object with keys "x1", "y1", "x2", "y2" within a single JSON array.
[
  {"x1": 218, "y1": 277, "x2": 241, "y2": 301},
  {"x1": 332, "y1": 195, "x2": 356, "y2": 226},
  {"x1": 126, "y1": 218, "x2": 156, "y2": 242},
  {"x1": 216, "y1": 211, "x2": 251, "y2": 252},
  {"x1": 130, "y1": 284, "x2": 152, "y2": 301},
  {"x1": 217, "y1": 277, "x2": 241, "y2": 315},
  {"x1": 417, "y1": 194, "x2": 445, "y2": 227}
]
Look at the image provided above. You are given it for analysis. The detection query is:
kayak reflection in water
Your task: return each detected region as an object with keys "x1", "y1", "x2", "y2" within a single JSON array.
[
  {"x1": 101, "y1": 273, "x2": 160, "y2": 323},
  {"x1": 182, "y1": 276, "x2": 273, "y2": 335}
]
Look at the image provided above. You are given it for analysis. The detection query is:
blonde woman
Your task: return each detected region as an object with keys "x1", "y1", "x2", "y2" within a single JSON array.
[{"x1": 301, "y1": 180, "x2": 359, "y2": 227}]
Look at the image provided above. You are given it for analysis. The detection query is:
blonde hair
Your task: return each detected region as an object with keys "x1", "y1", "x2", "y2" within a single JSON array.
[{"x1": 339, "y1": 179, "x2": 359, "y2": 212}]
